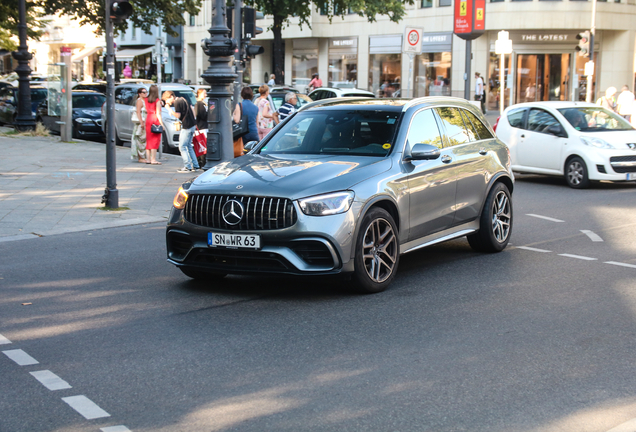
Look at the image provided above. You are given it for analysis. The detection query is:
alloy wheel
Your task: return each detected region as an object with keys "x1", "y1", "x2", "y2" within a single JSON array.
[
  {"x1": 491, "y1": 191, "x2": 511, "y2": 243},
  {"x1": 567, "y1": 161, "x2": 584, "y2": 186},
  {"x1": 362, "y1": 218, "x2": 398, "y2": 283}
]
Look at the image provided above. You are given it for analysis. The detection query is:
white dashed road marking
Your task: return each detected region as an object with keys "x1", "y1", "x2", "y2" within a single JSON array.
[
  {"x1": 3, "y1": 349, "x2": 39, "y2": 366},
  {"x1": 605, "y1": 261, "x2": 636, "y2": 269},
  {"x1": 101, "y1": 426, "x2": 132, "y2": 432},
  {"x1": 526, "y1": 214, "x2": 565, "y2": 223},
  {"x1": 62, "y1": 395, "x2": 111, "y2": 420},
  {"x1": 517, "y1": 246, "x2": 552, "y2": 253},
  {"x1": 581, "y1": 230, "x2": 604, "y2": 242},
  {"x1": 0, "y1": 333, "x2": 11, "y2": 345},
  {"x1": 558, "y1": 253, "x2": 598, "y2": 261},
  {"x1": 30, "y1": 370, "x2": 72, "y2": 391}
]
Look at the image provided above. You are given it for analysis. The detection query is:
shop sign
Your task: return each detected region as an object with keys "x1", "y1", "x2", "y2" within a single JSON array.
[
  {"x1": 330, "y1": 38, "x2": 357, "y2": 48},
  {"x1": 509, "y1": 32, "x2": 580, "y2": 44},
  {"x1": 454, "y1": 0, "x2": 485, "y2": 41},
  {"x1": 420, "y1": 32, "x2": 453, "y2": 53}
]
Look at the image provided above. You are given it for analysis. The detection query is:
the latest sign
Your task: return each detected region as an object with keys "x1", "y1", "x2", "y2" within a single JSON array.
[{"x1": 454, "y1": 0, "x2": 485, "y2": 40}]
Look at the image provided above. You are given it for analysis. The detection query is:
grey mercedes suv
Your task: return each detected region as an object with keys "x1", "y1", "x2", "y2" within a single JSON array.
[{"x1": 166, "y1": 97, "x2": 514, "y2": 293}]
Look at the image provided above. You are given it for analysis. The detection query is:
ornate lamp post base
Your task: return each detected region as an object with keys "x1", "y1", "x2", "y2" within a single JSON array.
[{"x1": 12, "y1": 0, "x2": 35, "y2": 132}]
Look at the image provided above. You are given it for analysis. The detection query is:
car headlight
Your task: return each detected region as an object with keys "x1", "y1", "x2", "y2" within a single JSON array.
[
  {"x1": 298, "y1": 191, "x2": 354, "y2": 216},
  {"x1": 173, "y1": 186, "x2": 189, "y2": 209},
  {"x1": 75, "y1": 118, "x2": 93, "y2": 123},
  {"x1": 580, "y1": 136, "x2": 614, "y2": 149}
]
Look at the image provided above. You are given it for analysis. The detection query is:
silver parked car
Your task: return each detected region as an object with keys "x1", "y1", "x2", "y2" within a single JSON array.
[
  {"x1": 101, "y1": 83, "x2": 196, "y2": 153},
  {"x1": 166, "y1": 97, "x2": 514, "y2": 293}
]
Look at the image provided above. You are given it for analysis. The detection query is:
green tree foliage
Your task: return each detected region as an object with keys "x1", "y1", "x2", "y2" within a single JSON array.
[
  {"x1": 244, "y1": 0, "x2": 414, "y2": 85},
  {"x1": 38, "y1": 0, "x2": 202, "y2": 37},
  {"x1": 0, "y1": 0, "x2": 46, "y2": 50}
]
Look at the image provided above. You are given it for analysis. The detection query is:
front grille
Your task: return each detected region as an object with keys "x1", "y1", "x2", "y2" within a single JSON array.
[
  {"x1": 173, "y1": 134, "x2": 180, "y2": 142},
  {"x1": 167, "y1": 231, "x2": 193, "y2": 260},
  {"x1": 596, "y1": 164, "x2": 607, "y2": 174},
  {"x1": 610, "y1": 156, "x2": 636, "y2": 173},
  {"x1": 189, "y1": 248, "x2": 291, "y2": 272},
  {"x1": 291, "y1": 241, "x2": 335, "y2": 267},
  {"x1": 184, "y1": 194, "x2": 297, "y2": 230}
]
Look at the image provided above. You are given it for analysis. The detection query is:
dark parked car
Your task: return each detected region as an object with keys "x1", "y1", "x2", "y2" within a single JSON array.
[
  {"x1": 73, "y1": 81, "x2": 107, "y2": 94},
  {"x1": 36, "y1": 90, "x2": 106, "y2": 140},
  {"x1": 166, "y1": 97, "x2": 514, "y2": 293},
  {"x1": 0, "y1": 84, "x2": 48, "y2": 126}
]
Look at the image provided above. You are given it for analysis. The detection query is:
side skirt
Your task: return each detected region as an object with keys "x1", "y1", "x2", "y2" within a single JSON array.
[{"x1": 400, "y1": 220, "x2": 479, "y2": 255}]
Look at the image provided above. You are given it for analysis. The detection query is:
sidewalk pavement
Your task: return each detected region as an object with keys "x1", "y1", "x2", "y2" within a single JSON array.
[{"x1": 0, "y1": 129, "x2": 194, "y2": 242}]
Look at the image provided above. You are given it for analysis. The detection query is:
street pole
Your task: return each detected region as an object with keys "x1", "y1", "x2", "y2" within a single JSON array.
[
  {"x1": 233, "y1": 0, "x2": 243, "y2": 110},
  {"x1": 586, "y1": 0, "x2": 597, "y2": 103},
  {"x1": 12, "y1": 0, "x2": 35, "y2": 132},
  {"x1": 201, "y1": 0, "x2": 238, "y2": 169},
  {"x1": 103, "y1": 0, "x2": 119, "y2": 208},
  {"x1": 464, "y1": 39, "x2": 472, "y2": 101},
  {"x1": 500, "y1": 53, "x2": 504, "y2": 116}
]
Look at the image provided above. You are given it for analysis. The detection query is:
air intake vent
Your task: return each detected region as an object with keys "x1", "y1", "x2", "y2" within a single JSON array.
[{"x1": 184, "y1": 194, "x2": 297, "y2": 230}]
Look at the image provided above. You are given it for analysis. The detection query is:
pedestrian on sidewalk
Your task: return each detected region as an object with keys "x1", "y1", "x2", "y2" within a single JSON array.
[
  {"x1": 255, "y1": 84, "x2": 275, "y2": 141},
  {"x1": 475, "y1": 72, "x2": 486, "y2": 114},
  {"x1": 233, "y1": 86, "x2": 259, "y2": 154},
  {"x1": 276, "y1": 92, "x2": 297, "y2": 123},
  {"x1": 131, "y1": 87, "x2": 148, "y2": 163},
  {"x1": 194, "y1": 88, "x2": 208, "y2": 167},
  {"x1": 144, "y1": 84, "x2": 164, "y2": 165},
  {"x1": 163, "y1": 90, "x2": 200, "y2": 173},
  {"x1": 597, "y1": 87, "x2": 617, "y2": 113},
  {"x1": 617, "y1": 85, "x2": 634, "y2": 122},
  {"x1": 308, "y1": 73, "x2": 322, "y2": 92},
  {"x1": 268, "y1": 74, "x2": 276, "y2": 86}
]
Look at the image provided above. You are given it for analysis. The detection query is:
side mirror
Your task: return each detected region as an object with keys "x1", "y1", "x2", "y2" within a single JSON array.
[
  {"x1": 243, "y1": 140, "x2": 258, "y2": 153},
  {"x1": 406, "y1": 143, "x2": 441, "y2": 161},
  {"x1": 547, "y1": 124, "x2": 565, "y2": 137}
]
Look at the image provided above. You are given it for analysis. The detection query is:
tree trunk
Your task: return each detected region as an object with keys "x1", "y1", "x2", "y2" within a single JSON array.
[{"x1": 272, "y1": 15, "x2": 285, "y2": 85}]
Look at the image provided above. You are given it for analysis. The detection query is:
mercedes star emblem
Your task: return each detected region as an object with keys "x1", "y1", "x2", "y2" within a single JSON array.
[
  {"x1": 628, "y1": 143, "x2": 636, "y2": 150},
  {"x1": 236, "y1": 185, "x2": 243, "y2": 189},
  {"x1": 222, "y1": 199, "x2": 244, "y2": 225}
]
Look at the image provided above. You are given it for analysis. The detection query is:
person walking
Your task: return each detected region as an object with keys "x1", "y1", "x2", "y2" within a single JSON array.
[
  {"x1": 143, "y1": 84, "x2": 163, "y2": 165},
  {"x1": 163, "y1": 90, "x2": 200, "y2": 173},
  {"x1": 255, "y1": 84, "x2": 275, "y2": 141},
  {"x1": 267, "y1": 74, "x2": 276, "y2": 86},
  {"x1": 233, "y1": 86, "x2": 259, "y2": 153},
  {"x1": 194, "y1": 88, "x2": 208, "y2": 166},
  {"x1": 131, "y1": 87, "x2": 148, "y2": 163},
  {"x1": 475, "y1": 72, "x2": 486, "y2": 114},
  {"x1": 617, "y1": 85, "x2": 634, "y2": 122},
  {"x1": 308, "y1": 73, "x2": 322, "y2": 92},
  {"x1": 276, "y1": 92, "x2": 297, "y2": 123},
  {"x1": 597, "y1": 87, "x2": 618, "y2": 113}
]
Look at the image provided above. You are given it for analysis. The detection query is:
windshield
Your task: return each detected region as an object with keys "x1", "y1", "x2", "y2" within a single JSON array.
[
  {"x1": 259, "y1": 110, "x2": 399, "y2": 157},
  {"x1": 31, "y1": 88, "x2": 48, "y2": 103},
  {"x1": 558, "y1": 107, "x2": 633, "y2": 131},
  {"x1": 73, "y1": 93, "x2": 106, "y2": 108}
]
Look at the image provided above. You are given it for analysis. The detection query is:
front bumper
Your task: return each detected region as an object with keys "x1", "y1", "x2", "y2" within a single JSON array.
[
  {"x1": 587, "y1": 153, "x2": 636, "y2": 181},
  {"x1": 166, "y1": 202, "x2": 359, "y2": 276}
]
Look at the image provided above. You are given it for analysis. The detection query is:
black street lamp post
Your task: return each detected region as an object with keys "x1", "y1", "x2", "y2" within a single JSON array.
[
  {"x1": 201, "y1": 0, "x2": 237, "y2": 169},
  {"x1": 12, "y1": 0, "x2": 35, "y2": 132}
]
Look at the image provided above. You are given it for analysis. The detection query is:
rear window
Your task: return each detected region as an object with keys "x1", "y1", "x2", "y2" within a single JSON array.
[
  {"x1": 73, "y1": 93, "x2": 106, "y2": 108},
  {"x1": 31, "y1": 88, "x2": 48, "y2": 103},
  {"x1": 507, "y1": 108, "x2": 525, "y2": 128}
]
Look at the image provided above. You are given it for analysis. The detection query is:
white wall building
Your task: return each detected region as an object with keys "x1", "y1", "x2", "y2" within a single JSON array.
[{"x1": 183, "y1": 0, "x2": 636, "y2": 108}]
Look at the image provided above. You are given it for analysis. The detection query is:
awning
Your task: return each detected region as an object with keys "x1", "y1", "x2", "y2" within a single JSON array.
[
  {"x1": 114, "y1": 46, "x2": 153, "y2": 62},
  {"x1": 72, "y1": 46, "x2": 102, "y2": 63}
]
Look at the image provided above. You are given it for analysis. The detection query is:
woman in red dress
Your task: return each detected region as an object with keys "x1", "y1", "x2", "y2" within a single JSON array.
[{"x1": 144, "y1": 84, "x2": 164, "y2": 165}]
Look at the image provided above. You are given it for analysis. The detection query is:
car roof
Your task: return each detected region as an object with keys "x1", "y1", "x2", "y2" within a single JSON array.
[
  {"x1": 72, "y1": 89, "x2": 104, "y2": 94},
  {"x1": 300, "y1": 97, "x2": 409, "y2": 112},
  {"x1": 315, "y1": 87, "x2": 374, "y2": 94},
  {"x1": 504, "y1": 101, "x2": 598, "y2": 111}
]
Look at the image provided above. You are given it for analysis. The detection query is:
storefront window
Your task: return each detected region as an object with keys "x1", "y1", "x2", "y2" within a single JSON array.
[
  {"x1": 488, "y1": 52, "x2": 513, "y2": 112},
  {"x1": 369, "y1": 54, "x2": 401, "y2": 97},
  {"x1": 329, "y1": 38, "x2": 358, "y2": 88},
  {"x1": 414, "y1": 52, "x2": 451, "y2": 97},
  {"x1": 292, "y1": 52, "x2": 318, "y2": 81}
]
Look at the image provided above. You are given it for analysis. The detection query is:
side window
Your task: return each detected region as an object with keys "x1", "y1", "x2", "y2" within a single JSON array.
[
  {"x1": 458, "y1": 110, "x2": 478, "y2": 142},
  {"x1": 507, "y1": 108, "x2": 525, "y2": 129},
  {"x1": 527, "y1": 108, "x2": 561, "y2": 134},
  {"x1": 121, "y1": 88, "x2": 135, "y2": 106},
  {"x1": 462, "y1": 109, "x2": 494, "y2": 140},
  {"x1": 114, "y1": 87, "x2": 125, "y2": 104},
  {"x1": 436, "y1": 107, "x2": 470, "y2": 146},
  {"x1": 311, "y1": 91, "x2": 323, "y2": 100},
  {"x1": 406, "y1": 109, "x2": 443, "y2": 150}
]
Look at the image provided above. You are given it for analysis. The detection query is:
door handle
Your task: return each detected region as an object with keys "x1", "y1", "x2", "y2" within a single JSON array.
[
  {"x1": 520, "y1": 134, "x2": 525, "y2": 138},
  {"x1": 441, "y1": 155, "x2": 452, "y2": 164},
  {"x1": 479, "y1": 148, "x2": 487, "y2": 155}
]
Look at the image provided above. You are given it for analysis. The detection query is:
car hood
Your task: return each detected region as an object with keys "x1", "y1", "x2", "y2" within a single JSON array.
[
  {"x1": 190, "y1": 154, "x2": 392, "y2": 199},
  {"x1": 73, "y1": 108, "x2": 102, "y2": 119},
  {"x1": 578, "y1": 130, "x2": 636, "y2": 150}
]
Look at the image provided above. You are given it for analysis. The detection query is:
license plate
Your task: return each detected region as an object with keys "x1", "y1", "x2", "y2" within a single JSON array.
[
  {"x1": 628, "y1": 173, "x2": 635, "y2": 181},
  {"x1": 208, "y1": 232, "x2": 260, "y2": 249}
]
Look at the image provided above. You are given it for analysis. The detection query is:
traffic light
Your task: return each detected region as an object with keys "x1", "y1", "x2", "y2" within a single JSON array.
[
  {"x1": 576, "y1": 30, "x2": 590, "y2": 57},
  {"x1": 244, "y1": 44, "x2": 264, "y2": 58},
  {"x1": 109, "y1": 0, "x2": 133, "y2": 24},
  {"x1": 242, "y1": 7, "x2": 263, "y2": 40}
]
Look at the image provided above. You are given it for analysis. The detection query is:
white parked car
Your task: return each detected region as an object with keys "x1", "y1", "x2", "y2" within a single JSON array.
[
  {"x1": 495, "y1": 101, "x2": 636, "y2": 188},
  {"x1": 308, "y1": 87, "x2": 375, "y2": 101}
]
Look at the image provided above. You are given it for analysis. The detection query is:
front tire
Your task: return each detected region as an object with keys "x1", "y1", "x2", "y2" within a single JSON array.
[
  {"x1": 352, "y1": 208, "x2": 400, "y2": 294},
  {"x1": 179, "y1": 267, "x2": 226, "y2": 281},
  {"x1": 467, "y1": 182, "x2": 512, "y2": 253},
  {"x1": 565, "y1": 156, "x2": 590, "y2": 189}
]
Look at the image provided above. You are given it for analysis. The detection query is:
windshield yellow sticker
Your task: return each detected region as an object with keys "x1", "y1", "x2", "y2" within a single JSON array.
[{"x1": 382, "y1": 143, "x2": 391, "y2": 149}]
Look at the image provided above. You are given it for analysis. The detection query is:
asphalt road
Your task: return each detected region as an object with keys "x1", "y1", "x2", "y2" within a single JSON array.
[{"x1": 1, "y1": 176, "x2": 636, "y2": 432}]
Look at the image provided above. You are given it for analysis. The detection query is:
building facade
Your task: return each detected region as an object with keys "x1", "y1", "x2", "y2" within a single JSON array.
[{"x1": 183, "y1": 0, "x2": 636, "y2": 108}]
